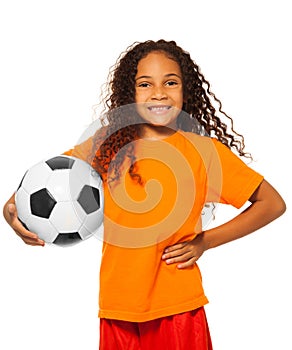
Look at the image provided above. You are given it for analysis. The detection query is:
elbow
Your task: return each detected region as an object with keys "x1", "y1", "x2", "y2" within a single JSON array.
[
  {"x1": 278, "y1": 198, "x2": 286, "y2": 216},
  {"x1": 272, "y1": 196, "x2": 286, "y2": 219},
  {"x1": 259, "y1": 180, "x2": 286, "y2": 220}
]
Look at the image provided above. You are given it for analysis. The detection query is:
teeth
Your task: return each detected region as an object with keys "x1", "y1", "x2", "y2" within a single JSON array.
[{"x1": 148, "y1": 106, "x2": 170, "y2": 111}]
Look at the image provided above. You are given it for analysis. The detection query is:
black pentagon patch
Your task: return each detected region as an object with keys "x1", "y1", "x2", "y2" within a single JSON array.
[
  {"x1": 46, "y1": 156, "x2": 75, "y2": 170},
  {"x1": 17, "y1": 171, "x2": 28, "y2": 191},
  {"x1": 53, "y1": 232, "x2": 82, "y2": 246},
  {"x1": 30, "y1": 188, "x2": 57, "y2": 218},
  {"x1": 77, "y1": 185, "x2": 100, "y2": 214}
]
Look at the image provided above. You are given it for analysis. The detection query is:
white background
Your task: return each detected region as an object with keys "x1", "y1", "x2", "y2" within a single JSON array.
[{"x1": 0, "y1": 0, "x2": 291, "y2": 349}]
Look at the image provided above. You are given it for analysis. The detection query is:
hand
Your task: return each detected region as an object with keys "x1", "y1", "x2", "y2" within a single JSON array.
[
  {"x1": 162, "y1": 233, "x2": 206, "y2": 269},
  {"x1": 5, "y1": 203, "x2": 45, "y2": 246}
]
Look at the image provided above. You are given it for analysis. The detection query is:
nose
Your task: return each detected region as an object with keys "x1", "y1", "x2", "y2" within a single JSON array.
[{"x1": 151, "y1": 85, "x2": 167, "y2": 100}]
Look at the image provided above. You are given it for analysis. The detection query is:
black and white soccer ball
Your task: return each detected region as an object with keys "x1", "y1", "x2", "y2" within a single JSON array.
[{"x1": 15, "y1": 155, "x2": 104, "y2": 247}]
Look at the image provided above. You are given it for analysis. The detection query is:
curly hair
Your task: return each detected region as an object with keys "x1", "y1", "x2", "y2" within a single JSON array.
[{"x1": 91, "y1": 39, "x2": 250, "y2": 183}]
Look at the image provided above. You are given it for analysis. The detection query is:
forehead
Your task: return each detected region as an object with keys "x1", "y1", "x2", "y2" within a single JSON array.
[{"x1": 136, "y1": 51, "x2": 181, "y2": 75}]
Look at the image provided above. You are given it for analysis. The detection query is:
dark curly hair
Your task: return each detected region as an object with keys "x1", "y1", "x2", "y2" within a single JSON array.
[{"x1": 91, "y1": 39, "x2": 250, "y2": 183}]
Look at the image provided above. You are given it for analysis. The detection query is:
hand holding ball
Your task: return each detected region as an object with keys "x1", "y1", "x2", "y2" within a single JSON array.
[{"x1": 15, "y1": 155, "x2": 104, "y2": 247}]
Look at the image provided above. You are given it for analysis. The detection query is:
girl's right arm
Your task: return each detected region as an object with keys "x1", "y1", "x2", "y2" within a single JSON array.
[
  {"x1": 3, "y1": 193, "x2": 45, "y2": 246},
  {"x1": 3, "y1": 137, "x2": 94, "y2": 247}
]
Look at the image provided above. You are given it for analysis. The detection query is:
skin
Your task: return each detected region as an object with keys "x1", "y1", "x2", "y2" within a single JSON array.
[
  {"x1": 162, "y1": 180, "x2": 286, "y2": 269},
  {"x1": 3, "y1": 193, "x2": 45, "y2": 246},
  {"x1": 135, "y1": 51, "x2": 184, "y2": 139},
  {"x1": 3, "y1": 52, "x2": 286, "y2": 264}
]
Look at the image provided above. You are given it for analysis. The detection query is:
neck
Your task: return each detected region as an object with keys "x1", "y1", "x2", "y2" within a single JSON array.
[{"x1": 139, "y1": 124, "x2": 178, "y2": 140}]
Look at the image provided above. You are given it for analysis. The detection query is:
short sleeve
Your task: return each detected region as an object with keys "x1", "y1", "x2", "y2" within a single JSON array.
[
  {"x1": 206, "y1": 139, "x2": 264, "y2": 208},
  {"x1": 63, "y1": 136, "x2": 93, "y2": 163}
]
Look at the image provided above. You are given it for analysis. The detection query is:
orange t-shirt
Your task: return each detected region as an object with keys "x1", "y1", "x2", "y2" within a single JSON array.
[{"x1": 65, "y1": 130, "x2": 264, "y2": 322}]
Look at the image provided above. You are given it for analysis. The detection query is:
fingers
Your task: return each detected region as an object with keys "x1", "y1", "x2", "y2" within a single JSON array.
[
  {"x1": 162, "y1": 249, "x2": 197, "y2": 267},
  {"x1": 16, "y1": 226, "x2": 45, "y2": 246},
  {"x1": 162, "y1": 236, "x2": 207, "y2": 269},
  {"x1": 8, "y1": 204, "x2": 45, "y2": 246},
  {"x1": 15, "y1": 230, "x2": 45, "y2": 246},
  {"x1": 162, "y1": 243, "x2": 198, "y2": 268},
  {"x1": 164, "y1": 242, "x2": 186, "y2": 254},
  {"x1": 162, "y1": 241, "x2": 190, "y2": 260},
  {"x1": 177, "y1": 258, "x2": 198, "y2": 269}
]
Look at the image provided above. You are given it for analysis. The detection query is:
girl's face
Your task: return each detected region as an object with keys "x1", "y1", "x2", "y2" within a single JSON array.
[{"x1": 135, "y1": 51, "x2": 183, "y2": 131}]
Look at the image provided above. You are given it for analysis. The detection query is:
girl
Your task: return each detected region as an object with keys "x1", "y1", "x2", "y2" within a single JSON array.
[{"x1": 3, "y1": 40, "x2": 286, "y2": 349}]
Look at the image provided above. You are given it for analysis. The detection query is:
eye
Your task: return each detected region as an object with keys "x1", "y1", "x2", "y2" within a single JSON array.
[
  {"x1": 165, "y1": 80, "x2": 179, "y2": 87},
  {"x1": 137, "y1": 82, "x2": 151, "y2": 88}
]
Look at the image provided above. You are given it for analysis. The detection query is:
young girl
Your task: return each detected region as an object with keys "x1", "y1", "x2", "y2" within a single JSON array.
[{"x1": 3, "y1": 39, "x2": 286, "y2": 349}]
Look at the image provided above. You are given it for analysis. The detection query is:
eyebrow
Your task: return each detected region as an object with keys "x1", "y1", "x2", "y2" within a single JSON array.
[{"x1": 135, "y1": 73, "x2": 182, "y2": 81}]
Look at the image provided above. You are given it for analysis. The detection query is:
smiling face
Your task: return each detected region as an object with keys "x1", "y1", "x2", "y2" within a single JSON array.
[{"x1": 135, "y1": 51, "x2": 184, "y2": 138}]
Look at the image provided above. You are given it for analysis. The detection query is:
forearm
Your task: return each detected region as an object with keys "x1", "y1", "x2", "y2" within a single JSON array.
[
  {"x1": 203, "y1": 203, "x2": 275, "y2": 250},
  {"x1": 203, "y1": 180, "x2": 286, "y2": 250},
  {"x1": 162, "y1": 180, "x2": 285, "y2": 269}
]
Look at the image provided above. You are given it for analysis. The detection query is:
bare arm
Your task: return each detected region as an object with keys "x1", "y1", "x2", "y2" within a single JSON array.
[
  {"x1": 162, "y1": 179, "x2": 286, "y2": 269},
  {"x1": 3, "y1": 193, "x2": 45, "y2": 246}
]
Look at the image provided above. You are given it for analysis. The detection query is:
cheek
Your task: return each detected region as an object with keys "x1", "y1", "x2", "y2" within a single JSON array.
[
  {"x1": 135, "y1": 90, "x2": 148, "y2": 103},
  {"x1": 134, "y1": 89, "x2": 141, "y2": 103},
  {"x1": 135, "y1": 103, "x2": 147, "y2": 120},
  {"x1": 173, "y1": 91, "x2": 184, "y2": 108}
]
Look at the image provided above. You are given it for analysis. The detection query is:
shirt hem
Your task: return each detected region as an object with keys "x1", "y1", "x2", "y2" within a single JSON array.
[{"x1": 98, "y1": 296, "x2": 209, "y2": 322}]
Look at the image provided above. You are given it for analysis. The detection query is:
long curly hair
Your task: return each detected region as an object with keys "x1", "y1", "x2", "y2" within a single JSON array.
[{"x1": 91, "y1": 39, "x2": 250, "y2": 183}]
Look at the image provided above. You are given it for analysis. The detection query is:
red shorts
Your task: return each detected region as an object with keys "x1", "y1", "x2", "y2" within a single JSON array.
[{"x1": 99, "y1": 308, "x2": 213, "y2": 350}]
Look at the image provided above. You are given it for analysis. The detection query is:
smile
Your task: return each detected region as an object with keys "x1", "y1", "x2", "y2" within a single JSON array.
[{"x1": 147, "y1": 105, "x2": 171, "y2": 113}]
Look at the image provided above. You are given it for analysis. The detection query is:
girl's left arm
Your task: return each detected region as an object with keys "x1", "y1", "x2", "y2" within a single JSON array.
[{"x1": 162, "y1": 179, "x2": 286, "y2": 269}]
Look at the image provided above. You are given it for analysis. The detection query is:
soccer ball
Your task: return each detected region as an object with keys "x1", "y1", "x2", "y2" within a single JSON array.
[{"x1": 15, "y1": 155, "x2": 104, "y2": 247}]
